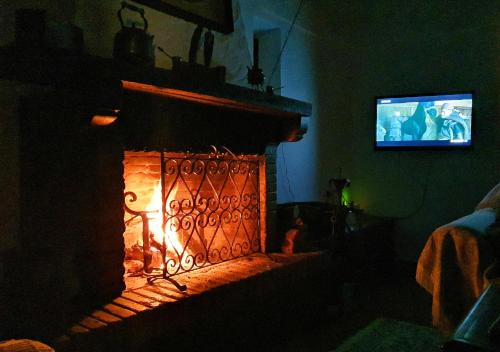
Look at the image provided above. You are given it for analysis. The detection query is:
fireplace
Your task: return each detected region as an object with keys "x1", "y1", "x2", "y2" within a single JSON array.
[
  {"x1": 0, "y1": 49, "x2": 315, "y2": 348},
  {"x1": 122, "y1": 149, "x2": 266, "y2": 290}
]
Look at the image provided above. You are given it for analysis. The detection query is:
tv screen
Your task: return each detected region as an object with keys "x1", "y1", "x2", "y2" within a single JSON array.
[{"x1": 375, "y1": 92, "x2": 473, "y2": 149}]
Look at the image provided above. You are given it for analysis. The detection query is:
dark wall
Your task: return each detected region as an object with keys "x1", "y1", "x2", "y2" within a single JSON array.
[
  {"x1": 313, "y1": 0, "x2": 500, "y2": 260},
  {"x1": 1, "y1": 88, "x2": 125, "y2": 340}
]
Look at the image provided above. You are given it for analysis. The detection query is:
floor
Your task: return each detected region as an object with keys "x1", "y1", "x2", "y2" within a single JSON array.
[
  {"x1": 123, "y1": 257, "x2": 437, "y2": 352},
  {"x1": 265, "y1": 260, "x2": 437, "y2": 352},
  {"x1": 143, "y1": 259, "x2": 438, "y2": 352}
]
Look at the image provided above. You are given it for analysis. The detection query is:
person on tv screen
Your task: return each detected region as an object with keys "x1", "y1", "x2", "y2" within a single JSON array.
[
  {"x1": 401, "y1": 102, "x2": 438, "y2": 141},
  {"x1": 384, "y1": 111, "x2": 404, "y2": 141},
  {"x1": 437, "y1": 103, "x2": 470, "y2": 141}
]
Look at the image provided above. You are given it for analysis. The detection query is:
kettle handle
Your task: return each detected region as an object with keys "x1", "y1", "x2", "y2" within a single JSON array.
[{"x1": 117, "y1": 1, "x2": 148, "y2": 31}]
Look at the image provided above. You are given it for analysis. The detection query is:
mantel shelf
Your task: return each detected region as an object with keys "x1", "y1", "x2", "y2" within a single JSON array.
[{"x1": 0, "y1": 46, "x2": 312, "y2": 118}]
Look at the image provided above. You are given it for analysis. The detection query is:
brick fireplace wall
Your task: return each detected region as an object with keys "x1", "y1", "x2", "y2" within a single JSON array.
[
  {"x1": 265, "y1": 145, "x2": 279, "y2": 250},
  {"x1": 0, "y1": 74, "x2": 305, "y2": 340},
  {"x1": 0, "y1": 80, "x2": 23, "y2": 339},
  {"x1": 1, "y1": 84, "x2": 126, "y2": 339},
  {"x1": 122, "y1": 151, "x2": 160, "y2": 252},
  {"x1": 0, "y1": 81, "x2": 22, "y2": 252}
]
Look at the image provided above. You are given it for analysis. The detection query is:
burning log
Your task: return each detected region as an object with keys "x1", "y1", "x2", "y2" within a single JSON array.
[
  {"x1": 124, "y1": 260, "x2": 144, "y2": 274},
  {"x1": 125, "y1": 243, "x2": 144, "y2": 260}
]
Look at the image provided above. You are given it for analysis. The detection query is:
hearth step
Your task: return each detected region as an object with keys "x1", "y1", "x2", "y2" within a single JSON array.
[{"x1": 52, "y1": 251, "x2": 330, "y2": 352}]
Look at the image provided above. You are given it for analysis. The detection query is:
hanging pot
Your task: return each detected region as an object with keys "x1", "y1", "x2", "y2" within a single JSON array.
[{"x1": 113, "y1": 1, "x2": 155, "y2": 66}]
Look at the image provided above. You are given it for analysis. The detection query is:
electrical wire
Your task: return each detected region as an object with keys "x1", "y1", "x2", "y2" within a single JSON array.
[
  {"x1": 279, "y1": 144, "x2": 295, "y2": 201},
  {"x1": 267, "y1": 0, "x2": 305, "y2": 88}
]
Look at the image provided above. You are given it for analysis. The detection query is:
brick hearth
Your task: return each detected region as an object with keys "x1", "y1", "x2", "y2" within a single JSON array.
[{"x1": 53, "y1": 252, "x2": 329, "y2": 351}]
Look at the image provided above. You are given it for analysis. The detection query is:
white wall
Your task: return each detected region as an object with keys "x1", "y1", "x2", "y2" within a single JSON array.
[{"x1": 240, "y1": 0, "x2": 320, "y2": 203}]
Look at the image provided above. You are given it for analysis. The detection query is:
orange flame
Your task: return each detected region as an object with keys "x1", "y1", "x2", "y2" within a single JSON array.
[{"x1": 146, "y1": 181, "x2": 185, "y2": 257}]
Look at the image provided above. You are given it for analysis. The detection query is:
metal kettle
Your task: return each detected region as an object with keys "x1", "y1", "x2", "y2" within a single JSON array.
[{"x1": 113, "y1": 1, "x2": 155, "y2": 66}]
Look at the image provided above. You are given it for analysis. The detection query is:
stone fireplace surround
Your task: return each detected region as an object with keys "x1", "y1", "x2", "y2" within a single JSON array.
[{"x1": 0, "y1": 48, "x2": 324, "y2": 350}]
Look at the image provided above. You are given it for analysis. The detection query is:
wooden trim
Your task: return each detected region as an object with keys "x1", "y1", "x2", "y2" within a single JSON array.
[{"x1": 122, "y1": 80, "x2": 301, "y2": 119}]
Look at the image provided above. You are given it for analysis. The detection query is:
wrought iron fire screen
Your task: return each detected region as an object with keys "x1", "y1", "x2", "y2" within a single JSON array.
[{"x1": 124, "y1": 148, "x2": 262, "y2": 285}]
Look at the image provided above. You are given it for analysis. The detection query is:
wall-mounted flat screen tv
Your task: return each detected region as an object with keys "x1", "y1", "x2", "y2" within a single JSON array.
[{"x1": 375, "y1": 92, "x2": 473, "y2": 149}]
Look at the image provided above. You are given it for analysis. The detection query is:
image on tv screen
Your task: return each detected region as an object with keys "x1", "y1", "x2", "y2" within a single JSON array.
[{"x1": 375, "y1": 93, "x2": 473, "y2": 149}]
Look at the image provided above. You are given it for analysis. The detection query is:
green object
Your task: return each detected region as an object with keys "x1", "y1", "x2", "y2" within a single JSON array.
[
  {"x1": 341, "y1": 187, "x2": 351, "y2": 206},
  {"x1": 335, "y1": 318, "x2": 444, "y2": 352}
]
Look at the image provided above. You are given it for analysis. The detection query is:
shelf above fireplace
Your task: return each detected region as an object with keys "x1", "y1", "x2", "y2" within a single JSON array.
[
  {"x1": 0, "y1": 46, "x2": 311, "y2": 152},
  {"x1": 0, "y1": 46, "x2": 311, "y2": 118}
]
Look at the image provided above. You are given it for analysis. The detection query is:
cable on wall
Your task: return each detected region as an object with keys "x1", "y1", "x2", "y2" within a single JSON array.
[
  {"x1": 268, "y1": 0, "x2": 306, "y2": 202},
  {"x1": 279, "y1": 143, "x2": 295, "y2": 201},
  {"x1": 266, "y1": 0, "x2": 305, "y2": 91}
]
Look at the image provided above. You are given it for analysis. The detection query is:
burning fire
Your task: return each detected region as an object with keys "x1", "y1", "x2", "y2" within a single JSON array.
[
  {"x1": 146, "y1": 181, "x2": 185, "y2": 257},
  {"x1": 123, "y1": 150, "x2": 264, "y2": 290}
]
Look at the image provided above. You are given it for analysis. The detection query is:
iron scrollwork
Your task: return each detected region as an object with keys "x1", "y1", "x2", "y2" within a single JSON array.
[{"x1": 124, "y1": 148, "x2": 261, "y2": 288}]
